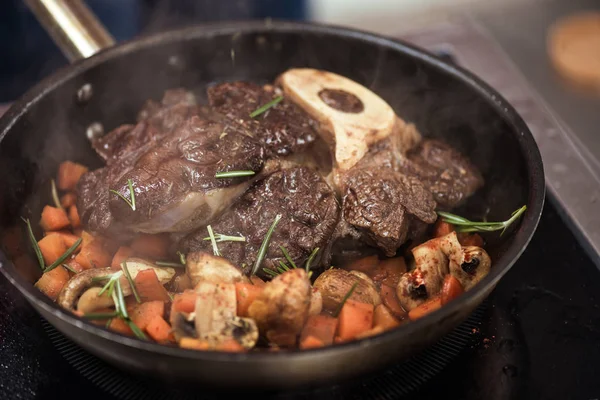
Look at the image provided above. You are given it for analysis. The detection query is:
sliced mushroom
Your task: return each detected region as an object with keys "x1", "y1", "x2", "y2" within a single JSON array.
[
  {"x1": 313, "y1": 268, "x2": 381, "y2": 311},
  {"x1": 172, "y1": 311, "x2": 198, "y2": 343},
  {"x1": 278, "y1": 68, "x2": 396, "y2": 171},
  {"x1": 309, "y1": 288, "x2": 323, "y2": 316},
  {"x1": 186, "y1": 252, "x2": 246, "y2": 287},
  {"x1": 76, "y1": 287, "x2": 115, "y2": 314},
  {"x1": 122, "y1": 258, "x2": 176, "y2": 285},
  {"x1": 449, "y1": 246, "x2": 491, "y2": 291},
  {"x1": 396, "y1": 231, "x2": 464, "y2": 311},
  {"x1": 248, "y1": 269, "x2": 312, "y2": 347}
]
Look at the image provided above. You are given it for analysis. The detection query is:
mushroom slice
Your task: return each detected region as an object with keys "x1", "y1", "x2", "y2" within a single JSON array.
[
  {"x1": 396, "y1": 232, "x2": 464, "y2": 311},
  {"x1": 186, "y1": 252, "x2": 246, "y2": 287},
  {"x1": 76, "y1": 287, "x2": 115, "y2": 314},
  {"x1": 313, "y1": 268, "x2": 381, "y2": 311},
  {"x1": 308, "y1": 288, "x2": 323, "y2": 316},
  {"x1": 122, "y1": 258, "x2": 176, "y2": 286},
  {"x1": 449, "y1": 246, "x2": 491, "y2": 291},
  {"x1": 278, "y1": 68, "x2": 396, "y2": 171},
  {"x1": 172, "y1": 312, "x2": 198, "y2": 343},
  {"x1": 248, "y1": 269, "x2": 312, "y2": 347},
  {"x1": 57, "y1": 267, "x2": 113, "y2": 310}
]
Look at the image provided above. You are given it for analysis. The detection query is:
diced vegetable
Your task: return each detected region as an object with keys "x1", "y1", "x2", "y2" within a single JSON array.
[
  {"x1": 40, "y1": 206, "x2": 71, "y2": 232},
  {"x1": 235, "y1": 282, "x2": 264, "y2": 317},
  {"x1": 215, "y1": 339, "x2": 245, "y2": 352},
  {"x1": 433, "y1": 219, "x2": 455, "y2": 238},
  {"x1": 380, "y1": 284, "x2": 406, "y2": 318},
  {"x1": 65, "y1": 259, "x2": 85, "y2": 273},
  {"x1": 408, "y1": 297, "x2": 442, "y2": 321},
  {"x1": 130, "y1": 301, "x2": 165, "y2": 331},
  {"x1": 34, "y1": 266, "x2": 69, "y2": 300},
  {"x1": 337, "y1": 299, "x2": 374, "y2": 340},
  {"x1": 300, "y1": 335, "x2": 325, "y2": 349},
  {"x1": 57, "y1": 161, "x2": 88, "y2": 191},
  {"x1": 179, "y1": 338, "x2": 209, "y2": 350},
  {"x1": 38, "y1": 233, "x2": 67, "y2": 265},
  {"x1": 131, "y1": 234, "x2": 170, "y2": 260},
  {"x1": 68, "y1": 205, "x2": 81, "y2": 228},
  {"x1": 170, "y1": 290, "x2": 197, "y2": 324},
  {"x1": 111, "y1": 246, "x2": 134, "y2": 269},
  {"x1": 60, "y1": 193, "x2": 77, "y2": 209},
  {"x1": 457, "y1": 233, "x2": 484, "y2": 247},
  {"x1": 345, "y1": 255, "x2": 379, "y2": 274},
  {"x1": 373, "y1": 304, "x2": 400, "y2": 330},
  {"x1": 145, "y1": 315, "x2": 171, "y2": 342},
  {"x1": 370, "y1": 257, "x2": 407, "y2": 287},
  {"x1": 134, "y1": 269, "x2": 171, "y2": 302},
  {"x1": 75, "y1": 240, "x2": 112, "y2": 269},
  {"x1": 440, "y1": 275, "x2": 465, "y2": 306},
  {"x1": 249, "y1": 276, "x2": 267, "y2": 287},
  {"x1": 51, "y1": 231, "x2": 82, "y2": 250},
  {"x1": 355, "y1": 325, "x2": 385, "y2": 339},
  {"x1": 108, "y1": 318, "x2": 134, "y2": 336},
  {"x1": 81, "y1": 231, "x2": 95, "y2": 247},
  {"x1": 300, "y1": 314, "x2": 338, "y2": 346}
]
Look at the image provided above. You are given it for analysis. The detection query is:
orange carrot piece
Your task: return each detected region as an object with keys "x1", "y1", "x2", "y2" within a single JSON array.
[
  {"x1": 65, "y1": 258, "x2": 85, "y2": 273},
  {"x1": 34, "y1": 266, "x2": 70, "y2": 300},
  {"x1": 134, "y1": 269, "x2": 171, "y2": 302},
  {"x1": 249, "y1": 276, "x2": 267, "y2": 287},
  {"x1": 57, "y1": 161, "x2": 88, "y2": 191},
  {"x1": 170, "y1": 290, "x2": 197, "y2": 324},
  {"x1": 130, "y1": 234, "x2": 170, "y2": 260},
  {"x1": 40, "y1": 206, "x2": 71, "y2": 232},
  {"x1": 108, "y1": 318, "x2": 134, "y2": 336},
  {"x1": 457, "y1": 233, "x2": 484, "y2": 247},
  {"x1": 300, "y1": 335, "x2": 325, "y2": 349},
  {"x1": 130, "y1": 301, "x2": 165, "y2": 330},
  {"x1": 300, "y1": 314, "x2": 338, "y2": 346},
  {"x1": 146, "y1": 315, "x2": 172, "y2": 342},
  {"x1": 60, "y1": 193, "x2": 77, "y2": 209},
  {"x1": 433, "y1": 219, "x2": 455, "y2": 238},
  {"x1": 440, "y1": 275, "x2": 465, "y2": 306},
  {"x1": 374, "y1": 304, "x2": 400, "y2": 330},
  {"x1": 345, "y1": 255, "x2": 380, "y2": 274},
  {"x1": 179, "y1": 338, "x2": 210, "y2": 350},
  {"x1": 68, "y1": 205, "x2": 81, "y2": 228},
  {"x1": 37, "y1": 233, "x2": 67, "y2": 265},
  {"x1": 50, "y1": 230, "x2": 81, "y2": 250},
  {"x1": 370, "y1": 257, "x2": 407, "y2": 288},
  {"x1": 408, "y1": 297, "x2": 442, "y2": 321},
  {"x1": 75, "y1": 240, "x2": 112, "y2": 269},
  {"x1": 380, "y1": 284, "x2": 407, "y2": 319},
  {"x1": 111, "y1": 246, "x2": 134, "y2": 269},
  {"x1": 355, "y1": 325, "x2": 385, "y2": 339},
  {"x1": 235, "y1": 282, "x2": 264, "y2": 317},
  {"x1": 337, "y1": 299, "x2": 374, "y2": 341},
  {"x1": 215, "y1": 339, "x2": 245, "y2": 352}
]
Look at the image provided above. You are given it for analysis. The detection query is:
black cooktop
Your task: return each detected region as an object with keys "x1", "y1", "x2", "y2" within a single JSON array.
[{"x1": 1, "y1": 196, "x2": 599, "y2": 400}]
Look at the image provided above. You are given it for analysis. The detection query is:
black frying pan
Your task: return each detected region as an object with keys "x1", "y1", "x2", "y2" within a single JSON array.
[{"x1": 0, "y1": 0, "x2": 545, "y2": 391}]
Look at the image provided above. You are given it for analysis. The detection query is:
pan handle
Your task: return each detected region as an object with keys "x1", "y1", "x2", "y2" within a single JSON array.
[{"x1": 23, "y1": 0, "x2": 115, "y2": 62}]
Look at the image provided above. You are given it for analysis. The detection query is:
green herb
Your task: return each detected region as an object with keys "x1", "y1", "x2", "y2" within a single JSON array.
[
  {"x1": 51, "y1": 179, "x2": 62, "y2": 210},
  {"x1": 207, "y1": 225, "x2": 220, "y2": 256},
  {"x1": 304, "y1": 247, "x2": 319, "y2": 273},
  {"x1": 437, "y1": 205, "x2": 527, "y2": 236},
  {"x1": 21, "y1": 217, "x2": 44, "y2": 270},
  {"x1": 262, "y1": 267, "x2": 278, "y2": 278},
  {"x1": 251, "y1": 214, "x2": 282, "y2": 276},
  {"x1": 62, "y1": 263, "x2": 76, "y2": 273},
  {"x1": 249, "y1": 96, "x2": 283, "y2": 118},
  {"x1": 43, "y1": 238, "x2": 82, "y2": 273},
  {"x1": 278, "y1": 261, "x2": 291, "y2": 273},
  {"x1": 333, "y1": 282, "x2": 358, "y2": 318},
  {"x1": 125, "y1": 318, "x2": 148, "y2": 340},
  {"x1": 202, "y1": 233, "x2": 246, "y2": 243},
  {"x1": 105, "y1": 319, "x2": 112, "y2": 328},
  {"x1": 279, "y1": 246, "x2": 297, "y2": 269},
  {"x1": 121, "y1": 261, "x2": 141, "y2": 304},
  {"x1": 109, "y1": 179, "x2": 136, "y2": 211},
  {"x1": 94, "y1": 271, "x2": 123, "y2": 297},
  {"x1": 214, "y1": 171, "x2": 256, "y2": 179},
  {"x1": 115, "y1": 280, "x2": 128, "y2": 319},
  {"x1": 177, "y1": 251, "x2": 187, "y2": 265},
  {"x1": 154, "y1": 261, "x2": 184, "y2": 268},
  {"x1": 83, "y1": 312, "x2": 119, "y2": 320}
]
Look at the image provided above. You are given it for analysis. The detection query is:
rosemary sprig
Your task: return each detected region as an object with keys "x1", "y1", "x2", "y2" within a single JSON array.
[
  {"x1": 43, "y1": 238, "x2": 82, "y2": 273},
  {"x1": 249, "y1": 96, "x2": 283, "y2": 118},
  {"x1": 333, "y1": 282, "x2": 358, "y2": 318},
  {"x1": 207, "y1": 225, "x2": 220, "y2": 256},
  {"x1": 115, "y1": 280, "x2": 128, "y2": 319},
  {"x1": 177, "y1": 251, "x2": 187, "y2": 265},
  {"x1": 94, "y1": 271, "x2": 123, "y2": 297},
  {"x1": 202, "y1": 233, "x2": 246, "y2": 242},
  {"x1": 62, "y1": 263, "x2": 76, "y2": 273},
  {"x1": 215, "y1": 171, "x2": 256, "y2": 179},
  {"x1": 279, "y1": 246, "x2": 297, "y2": 269},
  {"x1": 154, "y1": 261, "x2": 184, "y2": 268},
  {"x1": 125, "y1": 319, "x2": 148, "y2": 340},
  {"x1": 437, "y1": 205, "x2": 527, "y2": 236},
  {"x1": 121, "y1": 261, "x2": 141, "y2": 304},
  {"x1": 109, "y1": 179, "x2": 136, "y2": 211},
  {"x1": 21, "y1": 217, "x2": 44, "y2": 270},
  {"x1": 51, "y1": 179, "x2": 62, "y2": 210},
  {"x1": 304, "y1": 247, "x2": 319, "y2": 273},
  {"x1": 251, "y1": 214, "x2": 282, "y2": 276}
]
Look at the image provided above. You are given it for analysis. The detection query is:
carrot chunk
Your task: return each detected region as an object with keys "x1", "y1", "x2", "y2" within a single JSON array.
[
  {"x1": 408, "y1": 297, "x2": 442, "y2": 321},
  {"x1": 440, "y1": 275, "x2": 465, "y2": 306},
  {"x1": 130, "y1": 234, "x2": 170, "y2": 260},
  {"x1": 130, "y1": 301, "x2": 165, "y2": 331},
  {"x1": 300, "y1": 314, "x2": 338, "y2": 346},
  {"x1": 373, "y1": 304, "x2": 400, "y2": 330},
  {"x1": 50, "y1": 230, "x2": 81, "y2": 250},
  {"x1": 111, "y1": 246, "x2": 134, "y2": 269},
  {"x1": 433, "y1": 219, "x2": 455, "y2": 238},
  {"x1": 108, "y1": 318, "x2": 134, "y2": 336},
  {"x1": 60, "y1": 193, "x2": 77, "y2": 209},
  {"x1": 170, "y1": 290, "x2": 197, "y2": 324},
  {"x1": 40, "y1": 206, "x2": 71, "y2": 232},
  {"x1": 38, "y1": 233, "x2": 67, "y2": 265},
  {"x1": 134, "y1": 269, "x2": 171, "y2": 302},
  {"x1": 68, "y1": 205, "x2": 81, "y2": 228},
  {"x1": 380, "y1": 284, "x2": 407, "y2": 319},
  {"x1": 457, "y1": 233, "x2": 484, "y2": 247},
  {"x1": 215, "y1": 339, "x2": 245, "y2": 352},
  {"x1": 235, "y1": 282, "x2": 264, "y2": 317},
  {"x1": 179, "y1": 338, "x2": 209, "y2": 350},
  {"x1": 300, "y1": 335, "x2": 325, "y2": 349},
  {"x1": 146, "y1": 315, "x2": 172, "y2": 342},
  {"x1": 57, "y1": 161, "x2": 88, "y2": 191},
  {"x1": 370, "y1": 257, "x2": 407, "y2": 288},
  {"x1": 345, "y1": 255, "x2": 379, "y2": 274},
  {"x1": 34, "y1": 266, "x2": 69, "y2": 300},
  {"x1": 65, "y1": 258, "x2": 85, "y2": 274},
  {"x1": 337, "y1": 299, "x2": 374, "y2": 341},
  {"x1": 75, "y1": 240, "x2": 112, "y2": 269}
]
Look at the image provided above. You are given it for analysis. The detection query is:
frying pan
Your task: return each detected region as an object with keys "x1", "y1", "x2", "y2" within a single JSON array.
[{"x1": 0, "y1": 0, "x2": 545, "y2": 390}]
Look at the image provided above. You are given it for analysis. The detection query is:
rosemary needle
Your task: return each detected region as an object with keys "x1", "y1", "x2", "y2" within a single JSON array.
[
  {"x1": 207, "y1": 225, "x2": 220, "y2": 256},
  {"x1": 437, "y1": 205, "x2": 527, "y2": 236},
  {"x1": 215, "y1": 171, "x2": 255, "y2": 179},
  {"x1": 43, "y1": 238, "x2": 82, "y2": 273},
  {"x1": 304, "y1": 248, "x2": 319, "y2": 273},
  {"x1": 51, "y1": 179, "x2": 62, "y2": 210},
  {"x1": 279, "y1": 246, "x2": 297, "y2": 269},
  {"x1": 21, "y1": 217, "x2": 44, "y2": 270},
  {"x1": 333, "y1": 282, "x2": 358, "y2": 318},
  {"x1": 251, "y1": 214, "x2": 282, "y2": 276},
  {"x1": 109, "y1": 179, "x2": 136, "y2": 211},
  {"x1": 249, "y1": 96, "x2": 283, "y2": 118},
  {"x1": 122, "y1": 261, "x2": 141, "y2": 304}
]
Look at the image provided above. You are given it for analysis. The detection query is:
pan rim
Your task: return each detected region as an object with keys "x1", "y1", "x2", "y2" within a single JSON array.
[{"x1": 0, "y1": 19, "x2": 545, "y2": 365}]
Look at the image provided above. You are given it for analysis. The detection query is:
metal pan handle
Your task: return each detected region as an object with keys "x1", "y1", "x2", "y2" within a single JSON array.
[{"x1": 23, "y1": 0, "x2": 115, "y2": 62}]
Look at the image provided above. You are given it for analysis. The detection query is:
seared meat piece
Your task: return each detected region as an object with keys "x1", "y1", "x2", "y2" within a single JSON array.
[
  {"x1": 77, "y1": 108, "x2": 265, "y2": 235},
  {"x1": 248, "y1": 269, "x2": 312, "y2": 347},
  {"x1": 398, "y1": 139, "x2": 484, "y2": 209},
  {"x1": 207, "y1": 81, "x2": 318, "y2": 157},
  {"x1": 177, "y1": 166, "x2": 340, "y2": 275}
]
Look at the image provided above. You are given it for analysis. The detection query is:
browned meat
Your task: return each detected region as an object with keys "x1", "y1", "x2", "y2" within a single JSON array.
[
  {"x1": 77, "y1": 108, "x2": 265, "y2": 236},
  {"x1": 207, "y1": 81, "x2": 319, "y2": 157},
  {"x1": 398, "y1": 139, "x2": 484, "y2": 209},
  {"x1": 177, "y1": 166, "x2": 340, "y2": 276}
]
